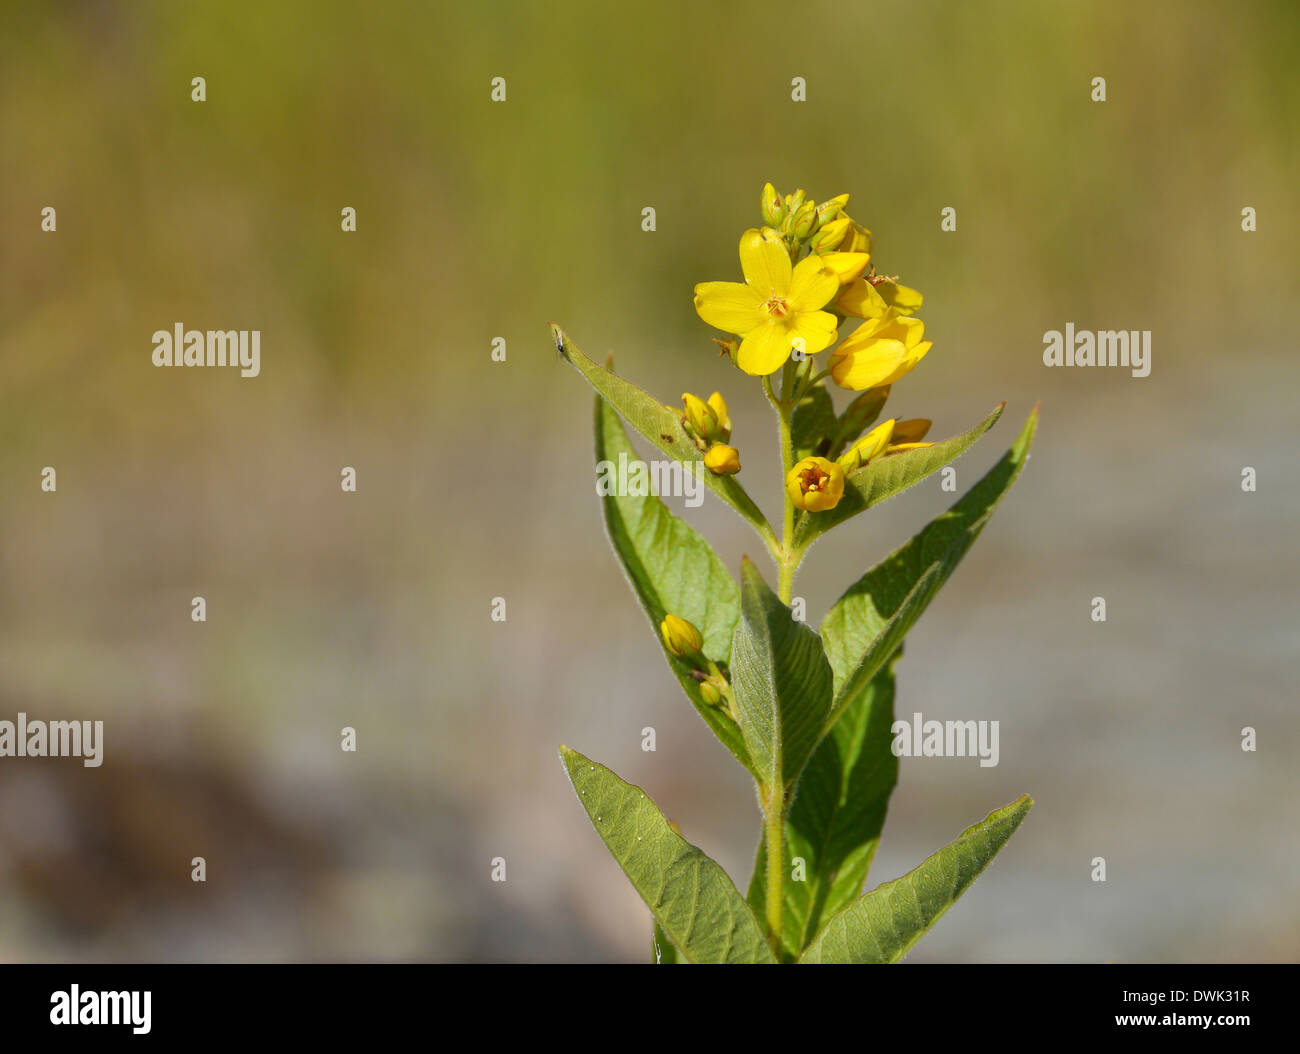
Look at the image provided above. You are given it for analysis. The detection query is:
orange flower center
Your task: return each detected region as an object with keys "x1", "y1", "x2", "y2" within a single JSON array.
[
  {"x1": 762, "y1": 295, "x2": 791, "y2": 319},
  {"x1": 798, "y1": 465, "x2": 829, "y2": 493}
]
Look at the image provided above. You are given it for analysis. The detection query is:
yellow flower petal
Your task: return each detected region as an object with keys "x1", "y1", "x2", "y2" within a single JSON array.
[
  {"x1": 876, "y1": 340, "x2": 931, "y2": 385},
  {"x1": 817, "y1": 251, "x2": 871, "y2": 286},
  {"x1": 736, "y1": 322, "x2": 794, "y2": 376},
  {"x1": 829, "y1": 338, "x2": 908, "y2": 390},
  {"x1": 891, "y1": 418, "x2": 931, "y2": 444},
  {"x1": 836, "y1": 278, "x2": 889, "y2": 319},
  {"x1": 789, "y1": 310, "x2": 839, "y2": 354},
  {"x1": 739, "y1": 228, "x2": 791, "y2": 296},
  {"x1": 693, "y1": 281, "x2": 765, "y2": 335},
  {"x1": 788, "y1": 256, "x2": 839, "y2": 310},
  {"x1": 879, "y1": 280, "x2": 923, "y2": 314}
]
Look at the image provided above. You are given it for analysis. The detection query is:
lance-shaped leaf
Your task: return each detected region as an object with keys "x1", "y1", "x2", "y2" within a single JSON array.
[
  {"x1": 791, "y1": 384, "x2": 837, "y2": 461},
  {"x1": 747, "y1": 654, "x2": 899, "y2": 958},
  {"x1": 799, "y1": 795, "x2": 1033, "y2": 963},
  {"x1": 793, "y1": 402, "x2": 1005, "y2": 550},
  {"x1": 730, "y1": 558, "x2": 834, "y2": 792},
  {"x1": 820, "y1": 405, "x2": 1038, "y2": 732},
  {"x1": 553, "y1": 324, "x2": 775, "y2": 545},
  {"x1": 560, "y1": 746, "x2": 776, "y2": 964},
  {"x1": 595, "y1": 396, "x2": 750, "y2": 770}
]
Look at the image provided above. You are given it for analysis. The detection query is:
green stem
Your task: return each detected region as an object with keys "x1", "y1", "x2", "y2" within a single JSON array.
[
  {"x1": 764, "y1": 788, "x2": 785, "y2": 955},
  {"x1": 766, "y1": 370, "x2": 798, "y2": 604}
]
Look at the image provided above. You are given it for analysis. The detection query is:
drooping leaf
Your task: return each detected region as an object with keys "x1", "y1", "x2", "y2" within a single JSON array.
[
  {"x1": 554, "y1": 324, "x2": 774, "y2": 544},
  {"x1": 560, "y1": 746, "x2": 776, "y2": 964},
  {"x1": 730, "y1": 558, "x2": 834, "y2": 792},
  {"x1": 799, "y1": 795, "x2": 1033, "y2": 963},
  {"x1": 595, "y1": 396, "x2": 750, "y2": 769},
  {"x1": 747, "y1": 653, "x2": 899, "y2": 958},
  {"x1": 793, "y1": 402, "x2": 1006, "y2": 550},
  {"x1": 791, "y1": 384, "x2": 837, "y2": 462},
  {"x1": 820, "y1": 406, "x2": 1038, "y2": 732}
]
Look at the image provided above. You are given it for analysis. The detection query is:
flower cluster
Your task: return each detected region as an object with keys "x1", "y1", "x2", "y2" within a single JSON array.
[
  {"x1": 690, "y1": 184, "x2": 934, "y2": 508},
  {"x1": 693, "y1": 184, "x2": 929, "y2": 391}
]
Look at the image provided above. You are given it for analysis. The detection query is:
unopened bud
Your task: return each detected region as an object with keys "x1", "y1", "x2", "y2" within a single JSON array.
[
  {"x1": 660, "y1": 614, "x2": 704, "y2": 659},
  {"x1": 811, "y1": 217, "x2": 850, "y2": 253},
  {"x1": 838, "y1": 419, "x2": 895, "y2": 472},
  {"x1": 761, "y1": 182, "x2": 786, "y2": 227},
  {"x1": 699, "y1": 681, "x2": 722, "y2": 706},
  {"x1": 704, "y1": 443, "x2": 742, "y2": 475},
  {"x1": 792, "y1": 201, "x2": 818, "y2": 239}
]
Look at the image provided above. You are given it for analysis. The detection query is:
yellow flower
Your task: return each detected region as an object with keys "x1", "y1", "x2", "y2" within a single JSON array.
[
  {"x1": 704, "y1": 443, "x2": 741, "y2": 475},
  {"x1": 877, "y1": 278, "x2": 923, "y2": 315},
  {"x1": 694, "y1": 228, "x2": 840, "y2": 376},
  {"x1": 829, "y1": 312, "x2": 932, "y2": 391},
  {"x1": 835, "y1": 217, "x2": 873, "y2": 255},
  {"x1": 817, "y1": 250, "x2": 871, "y2": 286},
  {"x1": 682, "y1": 391, "x2": 731, "y2": 443},
  {"x1": 660, "y1": 614, "x2": 703, "y2": 658},
  {"x1": 835, "y1": 276, "x2": 889, "y2": 319},
  {"x1": 787, "y1": 456, "x2": 846, "y2": 512}
]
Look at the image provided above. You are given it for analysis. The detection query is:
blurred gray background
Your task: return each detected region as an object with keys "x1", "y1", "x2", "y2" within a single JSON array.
[{"x1": 0, "y1": 0, "x2": 1296, "y2": 961}]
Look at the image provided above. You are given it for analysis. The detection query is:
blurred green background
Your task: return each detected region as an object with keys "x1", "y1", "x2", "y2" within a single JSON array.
[{"x1": 1, "y1": 0, "x2": 1296, "y2": 961}]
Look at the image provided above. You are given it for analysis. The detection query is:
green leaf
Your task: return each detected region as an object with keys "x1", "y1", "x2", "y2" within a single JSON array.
[
  {"x1": 559, "y1": 746, "x2": 776, "y2": 964},
  {"x1": 747, "y1": 653, "x2": 899, "y2": 958},
  {"x1": 820, "y1": 405, "x2": 1038, "y2": 732},
  {"x1": 799, "y1": 795, "x2": 1033, "y2": 963},
  {"x1": 793, "y1": 402, "x2": 1006, "y2": 550},
  {"x1": 791, "y1": 384, "x2": 837, "y2": 462},
  {"x1": 730, "y1": 558, "x2": 834, "y2": 792},
  {"x1": 652, "y1": 921, "x2": 681, "y2": 964},
  {"x1": 553, "y1": 324, "x2": 775, "y2": 545},
  {"x1": 595, "y1": 396, "x2": 751, "y2": 770}
]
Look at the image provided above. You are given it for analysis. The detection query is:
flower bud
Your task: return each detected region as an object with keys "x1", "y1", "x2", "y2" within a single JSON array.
[
  {"x1": 682, "y1": 392, "x2": 719, "y2": 440},
  {"x1": 787, "y1": 456, "x2": 846, "y2": 512},
  {"x1": 761, "y1": 182, "x2": 786, "y2": 227},
  {"x1": 811, "y1": 216, "x2": 850, "y2": 254},
  {"x1": 792, "y1": 201, "x2": 818, "y2": 239},
  {"x1": 838, "y1": 419, "x2": 895, "y2": 472},
  {"x1": 706, "y1": 391, "x2": 732, "y2": 441},
  {"x1": 704, "y1": 443, "x2": 742, "y2": 475},
  {"x1": 660, "y1": 614, "x2": 703, "y2": 659},
  {"x1": 786, "y1": 188, "x2": 806, "y2": 214},
  {"x1": 699, "y1": 681, "x2": 722, "y2": 706},
  {"x1": 837, "y1": 220, "x2": 873, "y2": 255},
  {"x1": 890, "y1": 418, "x2": 931, "y2": 445},
  {"x1": 815, "y1": 194, "x2": 848, "y2": 228}
]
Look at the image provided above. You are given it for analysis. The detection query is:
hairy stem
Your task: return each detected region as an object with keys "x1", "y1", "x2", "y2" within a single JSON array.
[
  {"x1": 765, "y1": 371, "x2": 798, "y2": 605},
  {"x1": 764, "y1": 787, "x2": 785, "y2": 955}
]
